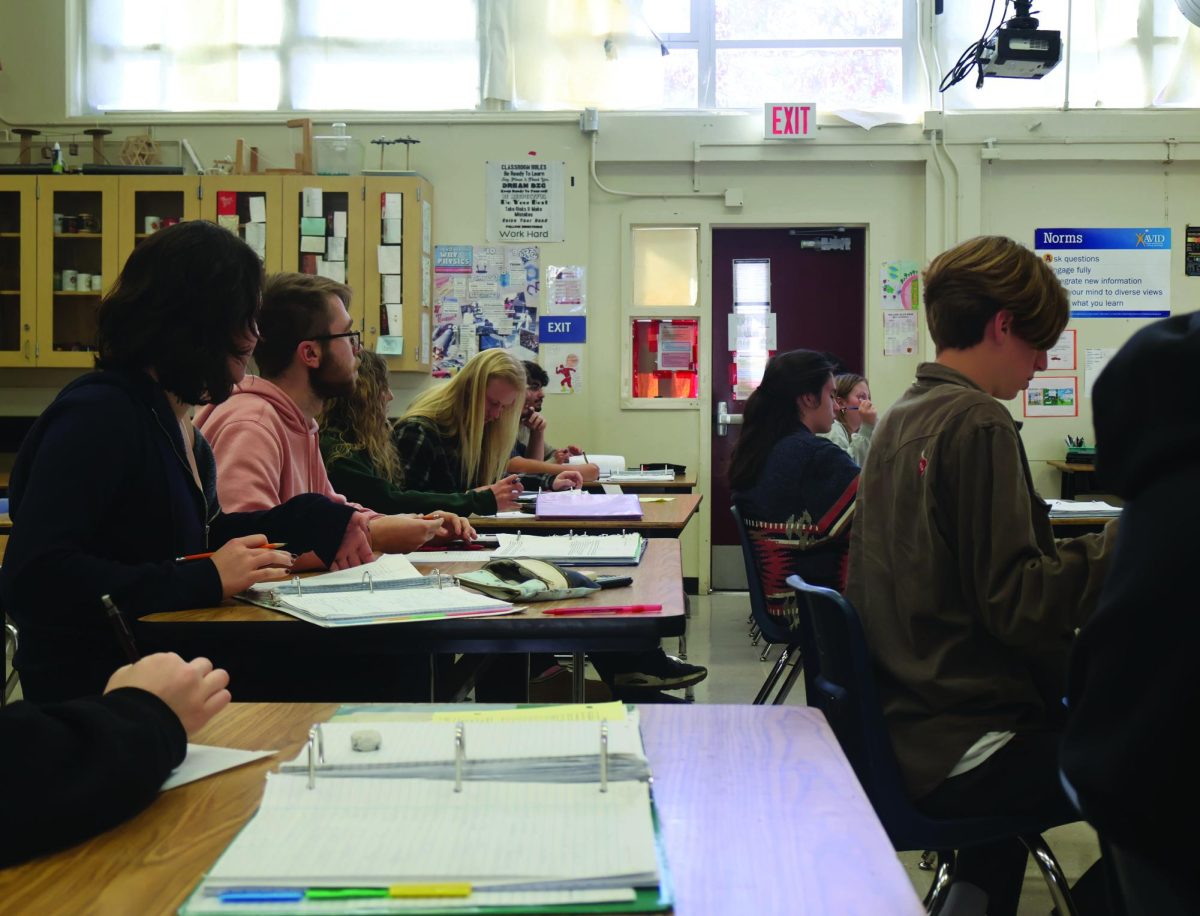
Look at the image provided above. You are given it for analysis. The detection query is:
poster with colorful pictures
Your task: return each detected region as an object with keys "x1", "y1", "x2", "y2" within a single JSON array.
[
  {"x1": 881, "y1": 260, "x2": 921, "y2": 310},
  {"x1": 1024, "y1": 376, "x2": 1079, "y2": 418},
  {"x1": 540, "y1": 344, "x2": 583, "y2": 394},
  {"x1": 431, "y1": 244, "x2": 540, "y2": 377}
]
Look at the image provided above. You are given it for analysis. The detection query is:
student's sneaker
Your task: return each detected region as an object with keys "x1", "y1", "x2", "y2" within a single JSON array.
[{"x1": 610, "y1": 654, "x2": 707, "y2": 691}]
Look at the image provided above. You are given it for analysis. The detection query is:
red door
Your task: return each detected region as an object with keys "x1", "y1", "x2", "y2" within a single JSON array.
[{"x1": 710, "y1": 227, "x2": 866, "y2": 589}]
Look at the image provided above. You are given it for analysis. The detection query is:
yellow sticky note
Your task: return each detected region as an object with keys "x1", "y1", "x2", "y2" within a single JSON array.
[{"x1": 431, "y1": 701, "x2": 628, "y2": 723}]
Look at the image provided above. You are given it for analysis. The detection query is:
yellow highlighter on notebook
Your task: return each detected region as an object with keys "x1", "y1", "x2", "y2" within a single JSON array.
[{"x1": 389, "y1": 883, "x2": 472, "y2": 898}]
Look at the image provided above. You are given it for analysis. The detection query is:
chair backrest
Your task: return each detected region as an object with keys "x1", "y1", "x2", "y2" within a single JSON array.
[
  {"x1": 785, "y1": 573, "x2": 924, "y2": 843},
  {"x1": 730, "y1": 502, "x2": 808, "y2": 647}
]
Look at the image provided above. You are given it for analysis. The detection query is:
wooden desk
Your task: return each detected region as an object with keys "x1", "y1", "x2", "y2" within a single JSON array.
[
  {"x1": 1046, "y1": 459, "x2": 1097, "y2": 500},
  {"x1": 587, "y1": 474, "x2": 697, "y2": 494},
  {"x1": 0, "y1": 704, "x2": 922, "y2": 915},
  {"x1": 1050, "y1": 514, "x2": 1119, "y2": 536},
  {"x1": 471, "y1": 493, "x2": 702, "y2": 539}
]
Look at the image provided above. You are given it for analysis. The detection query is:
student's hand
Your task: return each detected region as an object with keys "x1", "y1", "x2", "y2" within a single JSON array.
[
  {"x1": 424, "y1": 511, "x2": 477, "y2": 544},
  {"x1": 523, "y1": 411, "x2": 547, "y2": 433},
  {"x1": 477, "y1": 474, "x2": 523, "y2": 511},
  {"x1": 105, "y1": 653, "x2": 231, "y2": 735},
  {"x1": 368, "y1": 515, "x2": 444, "y2": 554},
  {"x1": 575, "y1": 462, "x2": 601, "y2": 483},
  {"x1": 210, "y1": 534, "x2": 294, "y2": 598},
  {"x1": 331, "y1": 512, "x2": 375, "y2": 570},
  {"x1": 858, "y1": 399, "x2": 878, "y2": 426},
  {"x1": 551, "y1": 447, "x2": 572, "y2": 464},
  {"x1": 552, "y1": 470, "x2": 584, "y2": 491}
]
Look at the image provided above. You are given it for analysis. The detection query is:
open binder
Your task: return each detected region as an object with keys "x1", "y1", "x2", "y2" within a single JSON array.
[
  {"x1": 240, "y1": 554, "x2": 517, "y2": 627},
  {"x1": 492, "y1": 532, "x2": 648, "y2": 566},
  {"x1": 180, "y1": 711, "x2": 670, "y2": 914}
]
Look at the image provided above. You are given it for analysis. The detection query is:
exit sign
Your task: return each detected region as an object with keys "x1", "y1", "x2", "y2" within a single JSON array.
[{"x1": 764, "y1": 102, "x2": 817, "y2": 140}]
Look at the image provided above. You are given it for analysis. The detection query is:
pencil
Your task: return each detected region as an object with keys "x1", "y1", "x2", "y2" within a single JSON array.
[
  {"x1": 101, "y1": 594, "x2": 141, "y2": 663},
  {"x1": 175, "y1": 542, "x2": 286, "y2": 562}
]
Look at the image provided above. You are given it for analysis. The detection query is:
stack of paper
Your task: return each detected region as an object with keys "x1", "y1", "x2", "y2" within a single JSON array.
[
  {"x1": 603, "y1": 469, "x2": 677, "y2": 482},
  {"x1": 492, "y1": 532, "x2": 647, "y2": 566},
  {"x1": 535, "y1": 491, "x2": 643, "y2": 520},
  {"x1": 1046, "y1": 499, "x2": 1122, "y2": 517},
  {"x1": 241, "y1": 554, "x2": 517, "y2": 627}
]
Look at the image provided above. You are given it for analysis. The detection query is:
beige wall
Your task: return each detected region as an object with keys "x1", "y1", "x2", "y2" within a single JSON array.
[{"x1": 4, "y1": 2, "x2": 1200, "y2": 586}]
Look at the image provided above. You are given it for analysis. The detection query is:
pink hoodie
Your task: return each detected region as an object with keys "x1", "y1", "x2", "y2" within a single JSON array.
[{"x1": 195, "y1": 376, "x2": 380, "y2": 520}]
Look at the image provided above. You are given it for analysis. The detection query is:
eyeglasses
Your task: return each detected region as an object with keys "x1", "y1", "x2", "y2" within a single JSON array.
[{"x1": 308, "y1": 330, "x2": 362, "y2": 351}]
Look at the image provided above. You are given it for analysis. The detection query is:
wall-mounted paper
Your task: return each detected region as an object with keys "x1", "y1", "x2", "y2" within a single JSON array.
[
  {"x1": 422, "y1": 200, "x2": 432, "y2": 253},
  {"x1": 377, "y1": 335, "x2": 404, "y2": 355},
  {"x1": 302, "y1": 187, "x2": 323, "y2": 218},
  {"x1": 333, "y1": 211, "x2": 347, "y2": 238},
  {"x1": 1084, "y1": 347, "x2": 1117, "y2": 398},
  {"x1": 300, "y1": 235, "x2": 325, "y2": 253},
  {"x1": 300, "y1": 216, "x2": 326, "y2": 236},
  {"x1": 218, "y1": 214, "x2": 240, "y2": 233},
  {"x1": 317, "y1": 259, "x2": 346, "y2": 284},
  {"x1": 383, "y1": 193, "x2": 403, "y2": 220},
  {"x1": 387, "y1": 304, "x2": 404, "y2": 334},
  {"x1": 422, "y1": 255, "x2": 432, "y2": 307},
  {"x1": 383, "y1": 218, "x2": 403, "y2": 244},
  {"x1": 248, "y1": 196, "x2": 267, "y2": 224},
  {"x1": 378, "y1": 246, "x2": 402, "y2": 274},
  {"x1": 1024, "y1": 376, "x2": 1078, "y2": 418},
  {"x1": 244, "y1": 222, "x2": 267, "y2": 258},
  {"x1": 382, "y1": 275, "x2": 402, "y2": 304},
  {"x1": 883, "y1": 311, "x2": 918, "y2": 356},
  {"x1": 325, "y1": 237, "x2": 346, "y2": 261}
]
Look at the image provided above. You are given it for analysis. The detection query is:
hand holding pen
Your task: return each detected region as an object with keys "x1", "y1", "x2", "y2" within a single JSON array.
[{"x1": 207, "y1": 534, "x2": 295, "y2": 599}]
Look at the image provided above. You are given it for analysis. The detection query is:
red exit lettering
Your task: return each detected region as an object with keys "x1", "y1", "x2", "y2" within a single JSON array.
[{"x1": 766, "y1": 103, "x2": 815, "y2": 139}]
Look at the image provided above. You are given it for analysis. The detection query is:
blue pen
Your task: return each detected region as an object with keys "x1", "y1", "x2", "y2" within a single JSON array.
[{"x1": 219, "y1": 889, "x2": 305, "y2": 903}]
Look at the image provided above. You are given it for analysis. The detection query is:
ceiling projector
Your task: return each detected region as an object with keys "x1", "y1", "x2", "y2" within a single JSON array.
[{"x1": 979, "y1": 23, "x2": 1062, "y2": 79}]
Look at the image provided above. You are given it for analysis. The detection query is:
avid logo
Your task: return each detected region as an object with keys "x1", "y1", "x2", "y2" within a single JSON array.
[{"x1": 1135, "y1": 230, "x2": 1167, "y2": 248}]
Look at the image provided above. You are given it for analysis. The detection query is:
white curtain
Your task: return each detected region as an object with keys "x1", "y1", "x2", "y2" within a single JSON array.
[{"x1": 480, "y1": 0, "x2": 666, "y2": 109}]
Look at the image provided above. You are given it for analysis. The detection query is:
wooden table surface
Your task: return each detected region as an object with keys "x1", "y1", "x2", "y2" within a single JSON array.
[
  {"x1": 587, "y1": 474, "x2": 697, "y2": 492},
  {"x1": 140, "y1": 539, "x2": 687, "y2": 656},
  {"x1": 470, "y1": 493, "x2": 702, "y2": 538},
  {"x1": 0, "y1": 704, "x2": 922, "y2": 915}
]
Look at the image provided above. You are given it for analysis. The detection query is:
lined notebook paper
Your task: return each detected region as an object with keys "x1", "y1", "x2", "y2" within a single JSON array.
[{"x1": 491, "y1": 532, "x2": 646, "y2": 566}]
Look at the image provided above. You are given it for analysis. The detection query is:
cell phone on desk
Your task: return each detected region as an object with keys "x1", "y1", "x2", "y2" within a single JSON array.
[{"x1": 592, "y1": 574, "x2": 634, "y2": 589}]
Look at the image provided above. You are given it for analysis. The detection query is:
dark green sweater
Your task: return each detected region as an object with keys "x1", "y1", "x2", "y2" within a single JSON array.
[{"x1": 319, "y1": 428, "x2": 497, "y2": 515}]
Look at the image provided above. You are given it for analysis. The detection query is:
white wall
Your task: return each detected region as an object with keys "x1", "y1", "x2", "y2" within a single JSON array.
[{"x1": 3, "y1": 2, "x2": 1199, "y2": 586}]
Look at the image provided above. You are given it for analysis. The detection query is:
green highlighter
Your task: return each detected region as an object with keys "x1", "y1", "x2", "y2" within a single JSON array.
[{"x1": 306, "y1": 884, "x2": 472, "y2": 899}]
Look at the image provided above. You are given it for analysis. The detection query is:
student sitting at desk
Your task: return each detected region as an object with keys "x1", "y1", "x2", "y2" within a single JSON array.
[
  {"x1": 506, "y1": 360, "x2": 600, "y2": 482},
  {"x1": 393, "y1": 349, "x2": 706, "y2": 697},
  {"x1": 320, "y1": 351, "x2": 520, "y2": 515},
  {"x1": 729, "y1": 350, "x2": 859, "y2": 593},
  {"x1": 2, "y1": 652, "x2": 230, "y2": 867},
  {"x1": 196, "y1": 273, "x2": 472, "y2": 559},
  {"x1": 818, "y1": 372, "x2": 878, "y2": 468},
  {"x1": 0, "y1": 222, "x2": 361, "y2": 703},
  {"x1": 848, "y1": 236, "x2": 1117, "y2": 915}
]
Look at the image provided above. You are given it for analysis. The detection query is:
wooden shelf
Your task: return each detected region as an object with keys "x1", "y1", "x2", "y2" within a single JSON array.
[
  {"x1": 0, "y1": 232, "x2": 21, "y2": 238},
  {"x1": 0, "y1": 290, "x2": 21, "y2": 295},
  {"x1": 54, "y1": 232, "x2": 103, "y2": 239},
  {"x1": 54, "y1": 291, "x2": 101, "y2": 297}
]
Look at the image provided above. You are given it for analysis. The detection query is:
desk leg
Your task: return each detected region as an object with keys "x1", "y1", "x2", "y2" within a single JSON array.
[
  {"x1": 1060, "y1": 472, "x2": 1075, "y2": 500},
  {"x1": 571, "y1": 652, "x2": 586, "y2": 703}
]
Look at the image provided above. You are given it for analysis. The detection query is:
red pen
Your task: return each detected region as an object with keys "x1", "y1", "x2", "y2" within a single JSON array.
[
  {"x1": 175, "y1": 542, "x2": 286, "y2": 562},
  {"x1": 543, "y1": 604, "x2": 663, "y2": 616}
]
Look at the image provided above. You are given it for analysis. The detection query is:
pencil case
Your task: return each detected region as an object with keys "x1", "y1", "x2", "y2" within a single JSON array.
[{"x1": 456, "y1": 558, "x2": 601, "y2": 602}]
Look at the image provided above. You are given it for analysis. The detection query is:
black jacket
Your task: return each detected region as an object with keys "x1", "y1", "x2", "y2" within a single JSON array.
[
  {"x1": 1061, "y1": 313, "x2": 1200, "y2": 878},
  {"x1": 0, "y1": 370, "x2": 355, "y2": 700},
  {"x1": 0, "y1": 687, "x2": 186, "y2": 867}
]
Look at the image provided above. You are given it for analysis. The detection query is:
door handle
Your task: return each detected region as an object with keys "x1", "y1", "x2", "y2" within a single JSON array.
[{"x1": 715, "y1": 401, "x2": 743, "y2": 437}]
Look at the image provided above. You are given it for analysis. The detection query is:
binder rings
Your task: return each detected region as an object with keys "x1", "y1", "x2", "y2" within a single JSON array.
[
  {"x1": 240, "y1": 554, "x2": 516, "y2": 627},
  {"x1": 492, "y1": 532, "x2": 648, "y2": 566}
]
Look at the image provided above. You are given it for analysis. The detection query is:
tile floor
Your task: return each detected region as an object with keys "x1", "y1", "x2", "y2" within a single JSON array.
[
  {"x1": 681, "y1": 590, "x2": 1105, "y2": 915},
  {"x1": 4, "y1": 592, "x2": 1104, "y2": 913}
]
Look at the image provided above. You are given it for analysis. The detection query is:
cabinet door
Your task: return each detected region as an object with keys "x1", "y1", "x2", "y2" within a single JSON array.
[
  {"x1": 35, "y1": 176, "x2": 120, "y2": 368},
  {"x1": 117, "y1": 176, "x2": 201, "y2": 266},
  {"x1": 363, "y1": 176, "x2": 433, "y2": 372},
  {"x1": 281, "y1": 176, "x2": 365, "y2": 324},
  {"x1": 199, "y1": 176, "x2": 282, "y2": 272},
  {"x1": 0, "y1": 177, "x2": 37, "y2": 367}
]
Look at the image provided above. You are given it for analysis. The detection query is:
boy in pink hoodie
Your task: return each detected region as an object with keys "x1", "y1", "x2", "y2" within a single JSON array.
[{"x1": 197, "y1": 273, "x2": 471, "y2": 564}]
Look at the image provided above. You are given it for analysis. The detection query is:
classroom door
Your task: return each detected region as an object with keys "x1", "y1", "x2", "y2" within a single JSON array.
[{"x1": 710, "y1": 227, "x2": 866, "y2": 590}]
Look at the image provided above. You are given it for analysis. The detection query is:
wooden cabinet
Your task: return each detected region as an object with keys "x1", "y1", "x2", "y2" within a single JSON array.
[
  {"x1": 280, "y1": 175, "x2": 366, "y2": 312},
  {"x1": 35, "y1": 176, "x2": 120, "y2": 368},
  {"x1": 117, "y1": 176, "x2": 201, "y2": 264},
  {"x1": 198, "y1": 176, "x2": 283, "y2": 273},
  {"x1": 0, "y1": 177, "x2": 37, "y2": 367},
  {"x1": 364, "y1": 176, "x2": 433, "y2": 372}
]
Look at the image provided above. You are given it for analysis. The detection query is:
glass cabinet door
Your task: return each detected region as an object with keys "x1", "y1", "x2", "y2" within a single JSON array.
[
  {"x1": 198, "y1": 176, "x2": 282, "y2": 272},
  {"x1": 117, "y1": 176, "x2": 201, "y2": 265},
  {"x1": 281, "y1": 176, "x2": 365, "y2": 321},
  {"x1": 35, "y1": 176, "x2": 120, "y2": 368},
  {"x1": 0, "y1": 177, "x2": 37, "y2": 367}
]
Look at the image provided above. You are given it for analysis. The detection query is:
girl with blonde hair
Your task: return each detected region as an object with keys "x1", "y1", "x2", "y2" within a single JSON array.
[
  {"x1": 320, "y1": 351, "x2": 513, "y2": 514},
  {"x1": 392, "y1": 349, "x2": 580, "y2": 510},
  {"x1": 820, "y1": 372, "x2": 878, "y2": 467}
]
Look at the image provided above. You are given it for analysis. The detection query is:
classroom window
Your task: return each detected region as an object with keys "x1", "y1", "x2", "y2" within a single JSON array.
[
  {"x1": 631, "y1": 318, "x2": 700, "y2": 399},
  {"x1": 632, "y1": 227, "x2": 699, "y2": 308}
]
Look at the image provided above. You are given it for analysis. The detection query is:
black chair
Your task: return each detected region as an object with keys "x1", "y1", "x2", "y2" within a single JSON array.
[
  {"x1": 730, "y1": 503, "x2": 811, "y2": 704},
  {"x1": 786, "y1": 573, "x2": 1079, "y2": 915}
]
